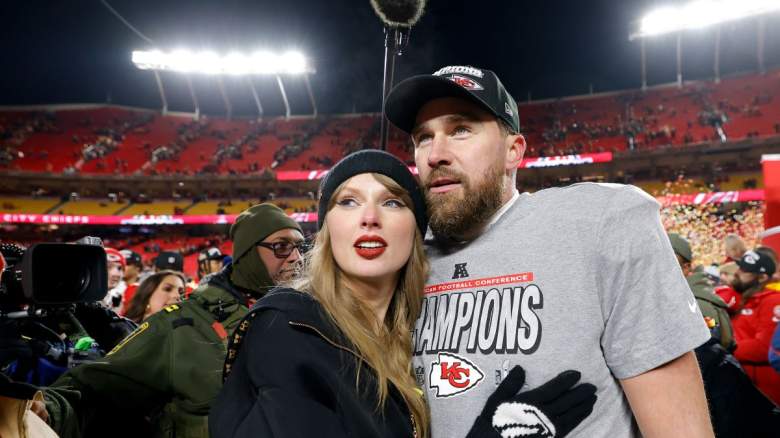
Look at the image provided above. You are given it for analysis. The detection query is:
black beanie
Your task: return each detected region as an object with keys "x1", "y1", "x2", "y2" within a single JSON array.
[{"x1": 318, "y1": 149, "x2": 428, "y2": 235}]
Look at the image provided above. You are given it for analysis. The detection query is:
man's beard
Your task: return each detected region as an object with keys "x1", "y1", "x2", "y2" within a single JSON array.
[
  {"x1": 274, "y1": 262, "x2": 301, "y2": 284},
  {"x1": 425, "y1": 161, "x2": 505, "y2": 242},
  {"x1": 732, "y1": 276, "x2": 759, "y2": 294}
]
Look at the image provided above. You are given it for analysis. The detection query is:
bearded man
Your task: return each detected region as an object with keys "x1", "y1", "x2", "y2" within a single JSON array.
[
  {"x1": 730, "y1": 250, "x2": 780, "y2": 405},
  {"x1": 384, "y1": 65, "x2": 714, "y2": 437}
]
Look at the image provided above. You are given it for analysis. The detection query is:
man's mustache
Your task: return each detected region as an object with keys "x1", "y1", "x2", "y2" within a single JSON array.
[{"x1": 424, "y1": 167, "x2": 468, "y2": 190}]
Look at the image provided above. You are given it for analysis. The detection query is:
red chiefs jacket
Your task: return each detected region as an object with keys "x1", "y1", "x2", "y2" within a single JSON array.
[
  {"x1": 714, "y1": 285, "x2": 740, "y2": 315},
  {"x1": 732, "y1": 288, "x2": 780, "y2": 405}
]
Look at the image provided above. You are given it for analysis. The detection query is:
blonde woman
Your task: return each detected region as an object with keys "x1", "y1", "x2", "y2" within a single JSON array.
[{"x1": 210, "y1": 150, "x2": 429, "y2": 437}]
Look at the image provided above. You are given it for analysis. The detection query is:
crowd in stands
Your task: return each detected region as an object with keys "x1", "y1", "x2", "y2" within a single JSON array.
[
  {"x1": 149, "y1": 118, "x2": 209, "y2": 163},
  {"x1": 0, "y1": 111, "x2": 59, "y2": 165},
  {"x1": 1, "y1": 70, "x2": 778, "y2": 176},
  {"x1": 270, "y1": 117, "x2": 330, "y2": 168}
]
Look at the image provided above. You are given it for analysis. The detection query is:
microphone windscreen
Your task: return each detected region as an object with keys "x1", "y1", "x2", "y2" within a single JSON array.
[{"x1": 370, "y1": 0, "x2": 427, "y2": 28}]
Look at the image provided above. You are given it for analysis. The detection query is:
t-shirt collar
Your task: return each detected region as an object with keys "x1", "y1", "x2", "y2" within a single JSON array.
[{"x1": 486, "y1": 189, "x2": 520, "y2": 230}]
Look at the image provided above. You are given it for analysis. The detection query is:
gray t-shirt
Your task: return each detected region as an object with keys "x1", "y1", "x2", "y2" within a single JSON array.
[{"x1": 414, "y1": 183, "x2": 711, "y2": 438}]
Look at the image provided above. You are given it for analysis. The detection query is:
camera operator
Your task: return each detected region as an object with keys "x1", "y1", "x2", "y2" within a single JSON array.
[{"x1": 39, "y1": 204, "x2": 304, "y2": 438}]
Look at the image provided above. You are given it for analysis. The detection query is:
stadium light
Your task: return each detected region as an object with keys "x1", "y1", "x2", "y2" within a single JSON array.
[
  {"x1": 132, "y1": 48, "x2": 318, "y2": 120},
  {"x1": 631, "y1": 0, "x2": 780, "y2": 39},
  {"x1": 131, "y1": 49, "x2": 315, "y2": 75},
  {"x1": 630, "y1": 0, "x2": 777, "y2": 90}
]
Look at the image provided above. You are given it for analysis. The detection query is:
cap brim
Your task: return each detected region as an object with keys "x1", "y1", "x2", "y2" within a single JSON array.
[
  {"x1": 384, "y1": 75, "x2": 499, "y2": 134},
  {"x1": 735, "y1": 259, "x2": 757, "y2": 273}
]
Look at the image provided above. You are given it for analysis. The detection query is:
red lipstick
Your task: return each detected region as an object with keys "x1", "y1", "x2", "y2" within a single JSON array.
[{"x1": 353, "y1": 235, "x2": 387, "y2": 260}]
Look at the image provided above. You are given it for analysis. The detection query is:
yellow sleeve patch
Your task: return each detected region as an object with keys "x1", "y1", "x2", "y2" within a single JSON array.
[
  {"x1": 163, "y1": 304, "x2": 181, "y2": 313},
  {"x1": 106, "y1": 321, "x2": 149, "y2": 356}
]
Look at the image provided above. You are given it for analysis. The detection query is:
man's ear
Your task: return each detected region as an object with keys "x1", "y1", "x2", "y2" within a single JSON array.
[{"x1": 506, "y1": 133, "x2": 526, "y2": 171}]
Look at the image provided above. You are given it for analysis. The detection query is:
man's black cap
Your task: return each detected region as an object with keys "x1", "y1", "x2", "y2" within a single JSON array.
[
  {"x1": 120, "y1": 249, "x2": 142, "y2": 267},
  {"x1": 384, "y1": 65, "x2": 520, "y2": 134},
  {"x1": 736, "y1": 250, "x2": 776, "y2": 276},
  {"x1": 198, "y1": 247, "x2": 223, "y2": 262},
  {"x1": 155, "y1": 251, "x2": 184, "y2": 272}
]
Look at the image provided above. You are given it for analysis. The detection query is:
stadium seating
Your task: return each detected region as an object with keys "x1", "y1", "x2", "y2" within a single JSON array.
[
  {"x1": 186, "y1": 200, "x2": 266, "y2": 215},
  {"x1": 121, "y1": 201, "x2": 194, "y2": 215},
  {"x1": 56, "y1": 199, "x2": 129, "y2": 215},
  {"x1": 0, "y1": 196, "x2": 61, "y2": 213},
  {"x1": 0, "y1": 196, "x2": 317, "y2": 217},
  {"x1": 717, "y1": 172, "x2": 763, "y2": 191},
  {"x1": 2, "y1": 70, "x2": 779, "y2": 176}
]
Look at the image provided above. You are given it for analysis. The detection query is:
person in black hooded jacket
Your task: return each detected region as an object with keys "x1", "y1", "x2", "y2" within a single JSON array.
[{"x1": 210, "y1": 150, "x2": 597, "y2": 438}]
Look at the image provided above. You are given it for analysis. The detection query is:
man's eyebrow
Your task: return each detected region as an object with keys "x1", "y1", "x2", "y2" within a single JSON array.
[{"x1": 412, "y1": 112, "x2": 483, "y2": 137}]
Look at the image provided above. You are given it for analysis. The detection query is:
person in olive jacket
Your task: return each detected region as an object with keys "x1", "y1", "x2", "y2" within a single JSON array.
[
  {"x1": 669, "y1": 233, "x2": 735, "y2": 350},
  {"x1": 40, "y1": 203, "x2": 304, "y2": 438}
]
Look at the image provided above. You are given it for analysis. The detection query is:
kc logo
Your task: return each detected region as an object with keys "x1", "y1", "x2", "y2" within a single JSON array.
[
  {"x1": 429, "y1": 352, "x2": 484, "y2": 397},
  {"x1": 447, "y1": 75, "x2": 484, "y2": 91}
]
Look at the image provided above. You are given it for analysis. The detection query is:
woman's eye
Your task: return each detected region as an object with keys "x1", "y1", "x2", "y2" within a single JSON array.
[
  {"x1": 336, "y1": 197, "x2": 358, "y2": 207},
  {"x1": 383, "y1": 199, "x2": 405, "y2": 208}
]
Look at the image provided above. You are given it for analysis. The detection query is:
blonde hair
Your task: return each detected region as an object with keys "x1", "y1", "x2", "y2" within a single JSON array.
[
  {"x1": 724, "y1": 234, "x2": 747, "y2": 258},
  {"x1": 289, "y1": 173, "x2": 430, "y2": 437}
]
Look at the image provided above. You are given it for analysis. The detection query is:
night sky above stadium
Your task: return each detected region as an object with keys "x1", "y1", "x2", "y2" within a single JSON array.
[{"x1": 2, "y1": 0, "x2": 778, "y2": 116}]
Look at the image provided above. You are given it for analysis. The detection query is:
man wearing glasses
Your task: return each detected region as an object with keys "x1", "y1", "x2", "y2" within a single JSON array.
[
  {"x1": 40, "y1": 204, "x2": 304, "y2": 438},
  {"x1": 255, "y1": 231, "x2": 306, "y2": 286}
]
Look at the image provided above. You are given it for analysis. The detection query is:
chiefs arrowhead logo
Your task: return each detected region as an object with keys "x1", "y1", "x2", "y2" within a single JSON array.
[
  {"x1": 429, "y1": 352, "x2": 484, "y2": 398},
  {"x1": 448, "y1": 74, "x2": 484, "y2": 91}
]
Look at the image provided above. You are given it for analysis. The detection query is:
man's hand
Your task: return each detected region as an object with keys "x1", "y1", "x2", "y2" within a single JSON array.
[
  {"x1": 30, "y1": 400, "x2": 49, "y2": 423},
  {"x1": 467, "y1": 366, "x2": 597, "y2": 438}
]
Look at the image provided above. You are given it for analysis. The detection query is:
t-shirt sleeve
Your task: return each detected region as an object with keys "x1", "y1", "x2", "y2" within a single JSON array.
[{"x1": 595, "y1": 185, "x2": 711, "y2": 379}]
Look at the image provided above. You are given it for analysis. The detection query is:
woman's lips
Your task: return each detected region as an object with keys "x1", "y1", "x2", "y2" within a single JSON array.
[
  {"x1": 355, "y1": 246, "x2": 385, "y2": 259},
  {"x1": 354, "y1": 236, "x2": 387, "y2": 260}
]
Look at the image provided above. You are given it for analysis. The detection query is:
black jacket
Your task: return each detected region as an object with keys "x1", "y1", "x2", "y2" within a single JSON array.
[
  {"x1": 208, "y1": 288, "x2": 417, "y2": 438},
  {"x1": 695, "y1": 338, "x2": 780, "y2": 437}
]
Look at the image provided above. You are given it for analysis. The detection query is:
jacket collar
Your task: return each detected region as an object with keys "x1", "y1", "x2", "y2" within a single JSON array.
[{"x1": 252, "y1": 288, "x2": 354, "y2": 351}]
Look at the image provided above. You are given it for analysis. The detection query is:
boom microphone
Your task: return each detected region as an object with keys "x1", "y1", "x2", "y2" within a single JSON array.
[
  {"x1": 371, "y1": 0, "x2": 427, "y2": 150},
  {"x1": 370, "y1": 0, "x2": 427, "y2": 28}
]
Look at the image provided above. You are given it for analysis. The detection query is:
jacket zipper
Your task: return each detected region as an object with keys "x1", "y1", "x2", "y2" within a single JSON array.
[
  {"x1": 288, "y1": 320, "x2": 418, "y2": 438},
  {"x1": 288, "y1": 321, "x2": 364, "y2": 359}
]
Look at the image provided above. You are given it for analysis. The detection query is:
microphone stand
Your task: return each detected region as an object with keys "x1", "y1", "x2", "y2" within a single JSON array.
[{"x1": 379, "y1": 26, "x2": 409, "y2": 151}]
